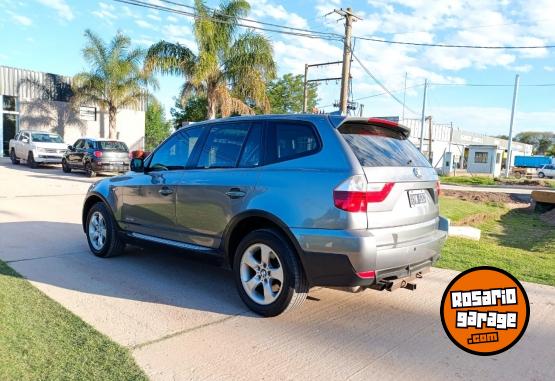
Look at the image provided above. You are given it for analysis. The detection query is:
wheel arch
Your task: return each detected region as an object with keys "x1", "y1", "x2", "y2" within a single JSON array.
[
  {"x1": 82, "y1": 192, "x2": 115, "y2": 232},
  {"x1": 222, "y1": 210, "x2": 306, "y2": 271}
]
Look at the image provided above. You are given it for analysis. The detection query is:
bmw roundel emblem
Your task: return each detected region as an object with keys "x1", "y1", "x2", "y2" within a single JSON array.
[{"x1": 413, "y1": 168, "x2": 422, "y2": 178}]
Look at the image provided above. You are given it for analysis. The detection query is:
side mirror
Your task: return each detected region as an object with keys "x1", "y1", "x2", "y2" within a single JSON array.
[
  {"x1": 130, "y1": 158, "x2": 144, "y2": 172},
  {"x1": 68, "y1": 145, "x2": 74, "y2": 151}
]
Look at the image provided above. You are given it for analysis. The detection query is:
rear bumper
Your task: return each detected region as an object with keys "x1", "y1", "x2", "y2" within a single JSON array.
[
  {"x1": 91, "y1": 161, "x2": 130, "y2": 172},
  {"x1": 293, "y1": 216, "x2": 449, "y2": 287}
]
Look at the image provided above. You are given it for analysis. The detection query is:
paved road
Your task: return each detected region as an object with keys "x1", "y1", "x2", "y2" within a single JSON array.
[{"x1": 1, "y1": 159, "x2": 554, "y2": 380}]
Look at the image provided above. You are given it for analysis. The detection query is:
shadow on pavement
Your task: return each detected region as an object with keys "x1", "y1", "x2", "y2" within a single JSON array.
[{"x1": 0, "y1": 220, "x2": 247, "y2": 317}]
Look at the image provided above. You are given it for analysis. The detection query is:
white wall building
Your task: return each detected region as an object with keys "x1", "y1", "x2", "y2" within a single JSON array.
[{"x1": 0, "y1": 65, "x2": 145, "y2": 157}]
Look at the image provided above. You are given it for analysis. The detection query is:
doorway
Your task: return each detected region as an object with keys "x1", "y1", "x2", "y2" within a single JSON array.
[{"x1": 1, "y1": 95, "x2": 19, "y2": 157}]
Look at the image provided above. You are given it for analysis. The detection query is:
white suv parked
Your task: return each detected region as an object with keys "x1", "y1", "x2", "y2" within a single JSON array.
[
  {"x1": 9, "y1": 130, "x2": 68, "y2": 168},
  {"x1": 538, "y1": 164, "x2": 555, "y2": 179}
]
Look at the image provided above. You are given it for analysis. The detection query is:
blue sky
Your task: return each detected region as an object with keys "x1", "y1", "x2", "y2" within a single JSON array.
[{"x1": 1, "y1": 0, "x2": 554, "y2": 136}]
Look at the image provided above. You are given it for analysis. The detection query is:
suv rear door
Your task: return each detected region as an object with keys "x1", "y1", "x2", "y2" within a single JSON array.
[
  {"x1": 337, "y1": 119, "x2": 439, "y2": 246},
  {"x1": 175, "y1": 121, "x2": 262, "y2": 249}
]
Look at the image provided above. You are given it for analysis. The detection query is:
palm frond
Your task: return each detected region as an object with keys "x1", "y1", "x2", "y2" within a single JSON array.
[{"x1": 144, "y1": 41, "x2": 197, "y2": 77}]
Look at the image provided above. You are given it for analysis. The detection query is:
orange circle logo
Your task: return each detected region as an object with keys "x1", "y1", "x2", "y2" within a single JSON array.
[{"x1": 440, "y1": 267, "x2": 530, "y2": 356}]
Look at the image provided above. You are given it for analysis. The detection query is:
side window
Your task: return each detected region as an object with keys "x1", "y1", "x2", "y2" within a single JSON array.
[
  {"x1": 269, "y1": 122, "x2": 319, "y2": 162},
  {"x1": 197, "y1": 124, "x2": 250, "y2": 168},
  {"x1": 149, "y1": 127, "x2": 203, "y2": 171},
  {"x1": 74, "y1": 140, "x2": 84, "y2": 149},
  {"x1": 238, "y1": 124, "x2": 263, "y2": 168},
  {"x1": 84, "y1": 140, "x2": 92, "y2": 149}
]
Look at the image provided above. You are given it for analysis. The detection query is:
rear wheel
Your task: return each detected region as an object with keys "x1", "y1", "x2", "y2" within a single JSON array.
[
  {"x1": 85, "y1": 202, "x2": 125, "y2": 258},
  {"x1": 538, "y1": 172, "x2": 545, "y2": 178},
  {"x1": 27, "y1": 152, "x2": 37, "y2": 168},
  {"x1": 10, "y1": 149, "x2": 20, "y2": 165},
  {"x1": 233, "y1": 229, "x2": 308, "y2": 317},
  {"x1": 85, "y1": 162, "x2": 96, "y2": 177},
  {"x1": 62, "y1": 159, "x2": 71, "y2": 173}
]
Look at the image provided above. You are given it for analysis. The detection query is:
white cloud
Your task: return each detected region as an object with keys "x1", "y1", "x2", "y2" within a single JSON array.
[
  {"x1": 512, "y1": 64, "x2": 533, "y2": 73},
  {"x1": 135, "y1": 19, "x2": 155, "y2": 30},
  {"x1": 147, "y1": 13, "x2": 162, "y2": 21},
  {"x1": 93, "y1": 2, "x2": 117, "y2": 21},
  {"x1": 544, "y1": 66, "x2": 555, "y2": 72},
  {"x1": 36, "y1": 0, "x2": 74, "y2": 21},
  {"x1": 9, "y1": 12, "x2": 32, "y2": 26}
]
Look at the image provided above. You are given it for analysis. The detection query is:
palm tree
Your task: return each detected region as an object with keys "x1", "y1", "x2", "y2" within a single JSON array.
[
  {"x1": 72, "y1": 29, "x2": 157, "y2": 139},
  {"x1": 144, "y1": 0, "x2": 276, "y2": 120}
]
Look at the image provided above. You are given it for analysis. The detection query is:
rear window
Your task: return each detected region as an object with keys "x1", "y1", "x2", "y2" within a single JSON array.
[
  {"x1": 96, "y1": 141, "x2": 128, "y2": 151},
  {"x1": 339, "y1": 123, "x2": 430, "y2": 167}
]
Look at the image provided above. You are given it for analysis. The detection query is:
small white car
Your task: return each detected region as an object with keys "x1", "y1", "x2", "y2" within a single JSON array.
[
  {"x1": 538, "y1": 164, "x2": 555, "y2": 179},
  {"x1": 9, "y1": 130, "x2": 69, "y2": 168}
]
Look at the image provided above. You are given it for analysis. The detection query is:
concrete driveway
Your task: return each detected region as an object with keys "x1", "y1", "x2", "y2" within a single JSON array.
[{"x1": 1, "y1": 159, "x2": 554, "y2": 381}]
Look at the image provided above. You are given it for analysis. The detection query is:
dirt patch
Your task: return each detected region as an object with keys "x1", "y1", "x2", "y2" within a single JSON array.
[
  {"x1": 442, "y1": 190, "x2": 529, "y2": 206},
  {"x1": 540, "y1": 208, "x2": 555, "y2": 226},
  {"x1": 457, "y1": 213, "x2": 492, "y2": 226}
]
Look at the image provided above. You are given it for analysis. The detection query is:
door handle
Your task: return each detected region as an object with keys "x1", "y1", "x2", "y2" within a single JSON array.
[
  {"x1": 226, "y1": 188, "x2": 246, "y2": 199},
  {"x1": 158, "y1": 187, "x2": 174, "y2": 196}
]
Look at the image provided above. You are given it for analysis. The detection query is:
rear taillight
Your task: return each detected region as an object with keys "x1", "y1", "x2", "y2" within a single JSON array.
[
  {"x1": 93, "y1": 150, "x2": 103, "y2": 158},
  {"x1": 356, "y1": 270, "x2": 376, "y2": 279},
  {"x1": 333, "y1": 175, "x2": 394, "y2": 212}
]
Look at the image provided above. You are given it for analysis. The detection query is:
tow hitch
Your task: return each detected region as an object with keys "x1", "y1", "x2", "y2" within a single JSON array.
[{"x1": 370, "y1": 268, "x2": 429, "y2": 292}]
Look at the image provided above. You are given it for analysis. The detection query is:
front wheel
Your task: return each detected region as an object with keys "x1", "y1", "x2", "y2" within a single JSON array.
[
  {"x1": 233, "y1": 229, "x2": 308, "y2": 317},
  {"x1": 62, "y1": 159, "x2": 71, "y2": 173},
  {"x1": 10, "y1": 149, "x2": 20, "y2": 165},
  {"x1": 27, "y1": 152, "x2": 37, "y2": 168},
  {"x1": 85, "y1": 202, "x2": 125, "y2": 258},
  {"x1": 538, "y1": 172, "x2": 545, "y2": 178}
]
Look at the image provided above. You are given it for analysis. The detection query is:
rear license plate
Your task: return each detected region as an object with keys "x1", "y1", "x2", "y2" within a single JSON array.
[{"x1": 408, "y1": 190, "x2": 427, "y2": 207}]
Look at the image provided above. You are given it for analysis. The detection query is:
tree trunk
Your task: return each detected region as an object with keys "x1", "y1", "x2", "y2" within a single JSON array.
[
  {"x1": 207, "y1": 96, "x2": 217, "y2": 120},
  {"x1": 108, "y1": 106, "x2": 117, "y2": 139}
]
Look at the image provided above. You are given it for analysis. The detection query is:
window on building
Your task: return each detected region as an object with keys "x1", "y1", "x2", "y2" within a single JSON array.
[
  {"x1": 2, "y1": 96, "x2": 16, "y2": 112},
  {"x1": 474, "y1": 152, "x2": 489, "y2": 164},
  {"x1": 496, "y1": 153, "x2": 501, "y2": 164}
]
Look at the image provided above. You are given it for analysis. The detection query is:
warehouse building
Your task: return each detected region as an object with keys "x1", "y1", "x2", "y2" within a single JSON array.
[
  {"x1": 401, "y1": 118, "x2": 534, "y2": 176},
  {"x1": 0, "y1": 65, "x2": 145, "y2": 157}
]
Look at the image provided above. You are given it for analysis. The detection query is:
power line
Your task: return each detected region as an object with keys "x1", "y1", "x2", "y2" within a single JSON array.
[
  {"x1": 430, "y1": 82, "x2": 555, "y2": 87},
  {"x1": 354, "y1": 36, "x2": 555, "y2": 49},
  {"x1": 113, "y1": 0, "x2": 555, "y2": 49},
  {"x1": 113, "y1": 0, "x2": 342, "y2": 41},
  {"x1": 351, "y1": 52, "x2": 419, "y2": 115}
]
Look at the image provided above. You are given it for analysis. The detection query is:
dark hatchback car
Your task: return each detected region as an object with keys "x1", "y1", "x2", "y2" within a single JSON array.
[{"x1": 62, "y1": 137, "x2": 130, "y2": 177}]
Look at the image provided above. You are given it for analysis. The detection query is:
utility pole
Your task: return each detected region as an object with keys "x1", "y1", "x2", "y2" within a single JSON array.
[
  {"x1": 428, "y1": 116, "x2": 433, "y2": 162},
  {"x1": 402, "y1": 72, "x2": 407, "y2": 122},
  {"x1": 303, "y1": 64, "x2": 309, "y2": 113},
  {"x1": 505, "y1": 74, "x2": 520, "y2": 177},
  {"x1": 359, "y1": 103, "x2": 364, "y2": 117},
  {"x1": 334, "y1": 8, "x2": 360, "y2": 115},
  {"x1": 419, "y1": 79, "x2": 428, "y2": 151}
]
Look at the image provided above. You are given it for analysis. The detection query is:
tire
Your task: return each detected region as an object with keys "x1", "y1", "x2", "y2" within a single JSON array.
[
  {"x1": 233, "y1": 229, "x2": 308, "y2": 317},
  {"x1": 85, "y1": 162, "x2": 96, "y2": 178},
  {"x1": 85, "y1": 202, "x2": 125, "y2": 258},
  {"x1": 27, "y1": 152, "x2": 37, "y2": 168},
  {"x1": 62, "y1": 159, "x2": 71, "y2": 173},
  {"x1": 538, "y1": 172, "x2": 545, "y2": 178},
  {"x1": 10, "y1": 149, "x2": 20, "y2": 165}
]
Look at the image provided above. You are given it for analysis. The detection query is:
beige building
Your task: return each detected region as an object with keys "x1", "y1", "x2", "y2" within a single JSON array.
[{"x1": 0, "y1": 65, "x2": 145, "y2": 157}]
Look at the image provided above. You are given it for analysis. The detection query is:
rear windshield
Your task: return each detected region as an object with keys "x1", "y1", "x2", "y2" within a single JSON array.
[
  {"x1": 31, "y1": 133, "x2": 63, "y2": 143},
  {"x1": 339, "y1": 124, "x2": 431, "y2": 167},
  {"x1": 96, "y1": 141, "x2": 128, "y2": 151}
]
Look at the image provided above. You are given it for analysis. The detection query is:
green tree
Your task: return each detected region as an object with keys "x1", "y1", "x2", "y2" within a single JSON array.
[
  {"x1": 145, "y1": 98, "x2": 172, "y2": 151},
  {"x1": 144, "y1": 0, "x2": 276, "y2": 120},
  {"x1": 170, "y1": 96, "x2": 208, "y2": 128},
  {"x1": 514, "y1": 131, "x2": 555, "y2": 154},
  {"x1": 267, "y1": 73, "x2": 319, "y2": 114},
  {"x1": 72, "y1": 29, "x2": 156, "y2": 139}
]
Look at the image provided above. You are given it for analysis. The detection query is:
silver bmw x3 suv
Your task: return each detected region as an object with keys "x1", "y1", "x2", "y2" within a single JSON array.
[{"x1": 82, "y1": 115, "x2": 448, "y2": 316}]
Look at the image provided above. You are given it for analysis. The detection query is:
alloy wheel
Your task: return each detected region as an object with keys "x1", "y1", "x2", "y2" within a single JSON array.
[
  {"x1": 239, "y1": 243, "x2": 284, "y2": 305},
  {"x1": 88, "y1": 211, "x2": 107, "y2": 250}
]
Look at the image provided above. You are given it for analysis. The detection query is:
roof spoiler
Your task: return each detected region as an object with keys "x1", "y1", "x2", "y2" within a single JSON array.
[{"x1": 331, "y1": 116, "x2": 411, "y2": 138}]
